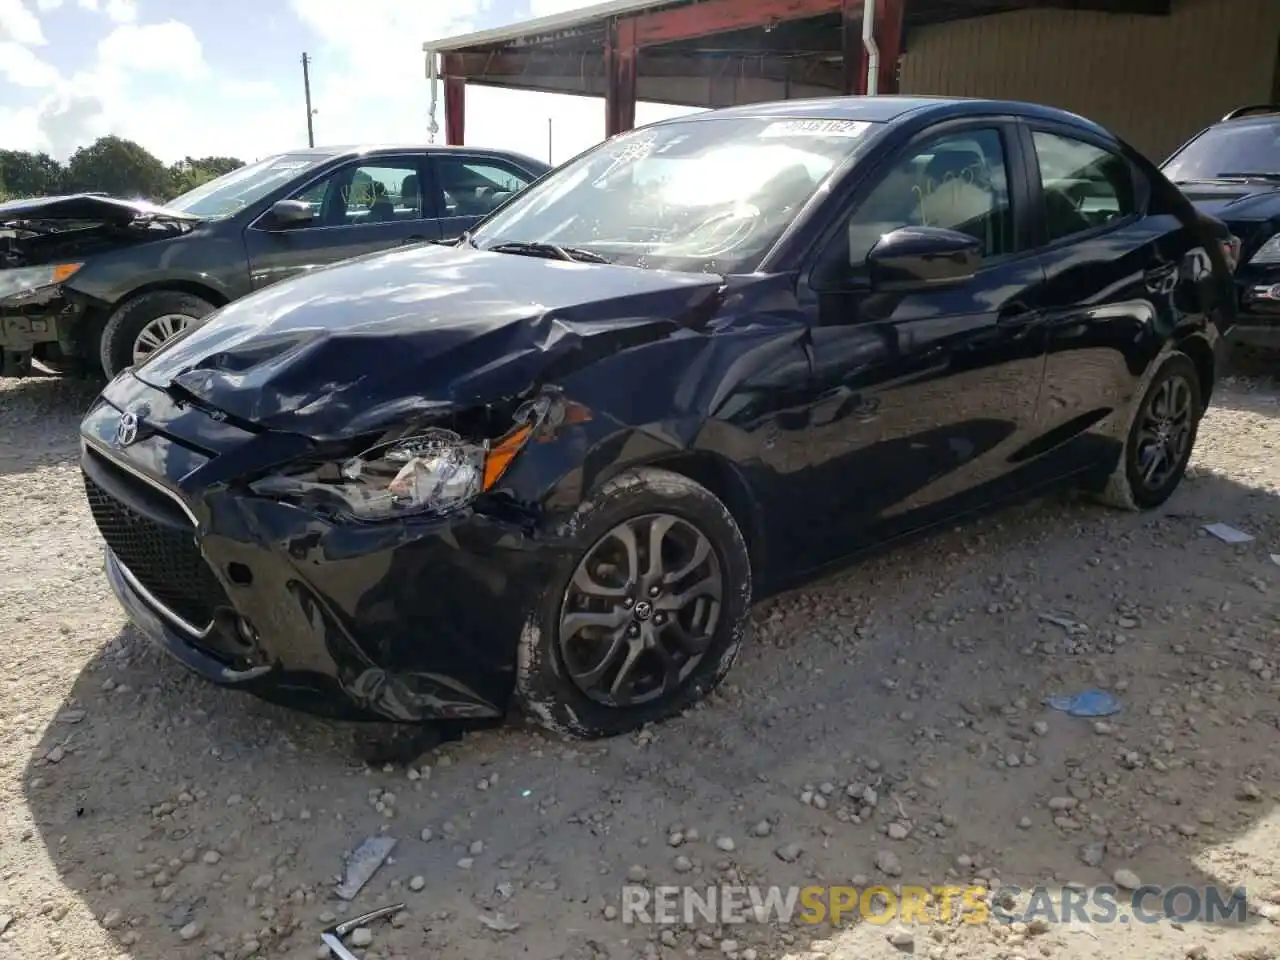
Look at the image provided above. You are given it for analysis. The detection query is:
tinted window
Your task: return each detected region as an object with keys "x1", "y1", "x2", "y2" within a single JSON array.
[
  {"x1": 287, "y1": 160, "x2": 426, "y2": 227},
  {"x1": 436, "y1": 158, "x2": 533, "y2": 218},
  {"x1": 469, "y1": 116, "x2": 884, "y2": 274},
  {"x1": 1162, "y1": 118, "x2": 1280, "y2": 181},
  {"x1": 1032, "y1": 131, "x2": 1135, "y2": 242},
  {"x1": 167, "y1": 153, "x2": 332, "y2": 218},
  {"x1": 844, "y1": 128, "x2": 1014, "y2": 264}
]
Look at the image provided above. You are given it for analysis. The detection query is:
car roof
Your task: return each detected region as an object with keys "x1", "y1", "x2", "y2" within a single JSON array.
[
  {"x1": 651, "y1": 95, "x2": 1113, "y2": 138},
  {"x1": 278, "y1": 145, "x2": 547, "y2": 163}
]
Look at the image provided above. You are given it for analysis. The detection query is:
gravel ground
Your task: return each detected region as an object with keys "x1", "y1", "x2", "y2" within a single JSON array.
[{"x1": 1, "y1": 360, "x2": 1279, "y2": 960}]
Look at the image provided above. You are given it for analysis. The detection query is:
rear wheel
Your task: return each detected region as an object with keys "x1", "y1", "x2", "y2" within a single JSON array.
[
  {"x1": 515, "y1": 467, "x2": 752, "y2": 739},
  {"x1": 100, "y1": 290, "x2": 215, "y2": 378},
  {"x1": 1096, "y1": 352, "x2": 1202, "y2": 510}
]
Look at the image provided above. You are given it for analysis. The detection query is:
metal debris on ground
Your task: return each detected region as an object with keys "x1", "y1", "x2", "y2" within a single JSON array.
[
  {"x1": 320, "y1": 903, "x2": 404, "y2": 960},
  {"x1": 1045, "y1": 689, "x2": 1122, "y2": 718},
  {"x1": 1038, "y1": 611, "x2": 1090, "y2": 635},
  {"x1": 334, "y1": 836, "x2": 397, "y2": 900},
  {"x1": 1203, "y1": 522, "x2": 1255, "y2": 544},
  {"x1": 477, "y1": 911, "x2": 521, "y2": 932}
]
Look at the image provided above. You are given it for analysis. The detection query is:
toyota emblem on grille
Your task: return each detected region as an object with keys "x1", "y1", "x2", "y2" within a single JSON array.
[{"x1": 115, "y1": 412, "x2": 139, "y2": 447}]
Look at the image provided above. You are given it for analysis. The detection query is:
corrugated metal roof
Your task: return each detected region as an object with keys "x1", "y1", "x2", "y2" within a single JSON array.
[{"x1": 422, "y1": 0, "x2": 680, "y2": 53}]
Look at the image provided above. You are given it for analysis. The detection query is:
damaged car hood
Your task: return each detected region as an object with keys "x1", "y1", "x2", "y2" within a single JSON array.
[
  {"x1": 0, "y1": 193, "x2": 201, "y2": 226},
  {"x1": 132, "y1": 242, "x2": 726, "y2": 439}
]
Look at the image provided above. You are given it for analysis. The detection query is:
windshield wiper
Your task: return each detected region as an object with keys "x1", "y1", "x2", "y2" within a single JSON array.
[
  {"x1": 485, "y1": 241, "x2": 610, "y2": 264},
  {"x1": 1213, "y1": 172, "x2": 1280, "y2": 182}
]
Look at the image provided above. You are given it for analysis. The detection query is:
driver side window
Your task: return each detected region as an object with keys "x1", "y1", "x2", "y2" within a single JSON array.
[{"x1": 842, "y1": 128, "x2": 1014, "y2": 267}]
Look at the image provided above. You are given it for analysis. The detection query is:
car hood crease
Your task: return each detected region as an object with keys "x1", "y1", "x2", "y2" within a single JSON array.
[
  {"x1": 132, "y1": 243, "x2": 726, "y2": 440},
  {"x1": 0, "y1": 193, "x2": 200, "y2": 225}
]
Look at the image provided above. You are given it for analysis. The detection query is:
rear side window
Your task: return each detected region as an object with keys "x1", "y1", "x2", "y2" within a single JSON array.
[{"x1": 1031, "y1": 131, "x2": 1137, "y2": 242}]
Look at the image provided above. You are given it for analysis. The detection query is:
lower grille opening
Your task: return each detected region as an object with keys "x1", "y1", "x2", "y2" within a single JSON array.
[{"x1": 82, "y1": 461, "x2": 230, "y2": 633}]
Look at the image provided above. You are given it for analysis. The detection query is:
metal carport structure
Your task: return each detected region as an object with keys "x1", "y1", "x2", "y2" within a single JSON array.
[{"x1": 422, "y1": 0, "x2": 1176, "y2": 147}]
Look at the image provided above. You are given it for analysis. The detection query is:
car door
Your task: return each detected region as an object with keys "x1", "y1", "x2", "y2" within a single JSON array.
[
  {"x1": 427, "y1": 154, "x2": 540, "y2": 240},
  {"x1": 792, "y1": 119, "x2": 1051, "y2": 569},
  {"x1": 1019, "y1": 121, "x2": 1192, "y2": 480},
  {"x1": 243, "y1": 155, "x2": 443, "y2": 290}
]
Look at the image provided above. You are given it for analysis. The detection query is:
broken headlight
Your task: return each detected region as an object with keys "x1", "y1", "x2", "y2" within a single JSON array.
[
  {"x1": 0, "y1": 262, "x2": 82, "y2": 302},
  {"x1": 249, "y1": 423, "x2": 533, "y2": 521}
]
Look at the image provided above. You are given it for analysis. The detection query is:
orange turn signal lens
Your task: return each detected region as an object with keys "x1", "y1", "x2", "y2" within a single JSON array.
[
  {"x1": 482, "y1": 423, "x2": 533, "y2": 491},
  {"x1": 52, "y1": 263, "x2": 83, "y2": 284}
]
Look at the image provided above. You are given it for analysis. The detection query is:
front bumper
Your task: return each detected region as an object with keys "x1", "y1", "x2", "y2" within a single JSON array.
[
  {"x1": 0, "y1": 288, "x2": 86, "y2": 352},
  {"x1": 81, "y1": 373, "x2": 561, "y2": 723},
  {"x1": 1226, "y1": 278, "x2": 1280, "y2": 350}
]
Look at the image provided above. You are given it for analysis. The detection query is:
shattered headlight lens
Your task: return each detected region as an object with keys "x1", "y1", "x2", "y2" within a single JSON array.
[
  {"x1": 249, "y1": 424, "x2": 534, "y2": 521},
  {"x1": 1249, "y1": 234, "x2": 1280, "y2": 266},
  {"x1": 0, "y1": 263, "x2": 82, "y2": 301}
]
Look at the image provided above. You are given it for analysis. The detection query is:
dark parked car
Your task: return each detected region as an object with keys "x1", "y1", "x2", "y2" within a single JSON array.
[
  {"x1": 80, "y1": 96, "x2": 1235, "y2": 739},
  {"x1": 1162, "y1": 104, "x2": 1280, "y2": 349},
  {"x1": 0, "y1": 145, "x2": 549, "y2": 378}
]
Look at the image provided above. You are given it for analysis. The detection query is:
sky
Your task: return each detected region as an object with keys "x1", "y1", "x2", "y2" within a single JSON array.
[{"x1": 0, "y1": 0, "x2": 704, "y2": 167}]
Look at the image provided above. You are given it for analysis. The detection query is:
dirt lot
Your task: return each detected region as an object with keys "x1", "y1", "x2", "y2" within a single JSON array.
[{"x1": 1, "y1": 362, "x2": 1279, "y2": 960}]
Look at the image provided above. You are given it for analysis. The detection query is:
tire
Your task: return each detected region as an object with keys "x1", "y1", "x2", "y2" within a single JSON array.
[
  {"x1": 515, "y1": 467, "x2": 752, "y2": 739},
  {"x1": 1095, "y1": 352, "x2": 1203, "y2": 511},
  {"x1": 99, "y1": 290, "x2": 215, "y2": 379}
]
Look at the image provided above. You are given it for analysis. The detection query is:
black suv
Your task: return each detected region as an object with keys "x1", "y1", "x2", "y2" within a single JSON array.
[
  {"x1": 1163, "y1": 105, "x2": 1280, "y2": 349},
  {"x1": 0, "y1": 145, "x2": 549, "y2": 379}
]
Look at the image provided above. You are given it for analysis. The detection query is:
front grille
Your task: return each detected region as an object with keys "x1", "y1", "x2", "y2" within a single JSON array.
[{"x1": 82, "y1": 463, "x2": 230, "y2": 632}]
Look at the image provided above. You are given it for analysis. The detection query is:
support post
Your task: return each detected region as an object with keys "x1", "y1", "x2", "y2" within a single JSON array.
[
  {"x1": 605, "y1": 17, "x2": 638, "y2": 138},
  {"x1": 443, "y1": 55, "x2": 466, "y2": 145},
  {"x1": 874, "y1": 0, "x2": 905, "y2": 95}
]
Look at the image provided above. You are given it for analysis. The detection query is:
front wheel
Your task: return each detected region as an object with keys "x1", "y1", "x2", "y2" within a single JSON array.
[
  {"x1": 1096, "y1": 352, "x2": 1203, "y2": 511},
  {"x1": 515, "y1": 467, "x2": 752, "y2": 739},
  {"x1": 99, "y1": 290, "x2": 215, "y2": 379}
]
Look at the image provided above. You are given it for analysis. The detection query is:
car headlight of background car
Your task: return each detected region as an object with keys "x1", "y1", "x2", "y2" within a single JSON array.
[
  {"x1": 249, "y1": 423, "x2": 535, "y2": 521},
  {"x1": 0, "y1": 262, "x2": 82, "y2": 302},
  {"x1": 1249, "y1": 234, "x2": 1280, "y2": 266}
]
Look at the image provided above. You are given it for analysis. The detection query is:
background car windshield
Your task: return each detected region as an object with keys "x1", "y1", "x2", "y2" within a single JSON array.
[
  {"x1": 470, "y1": 116, "x2": 882, "y2": 273},
  {"x1": 1162, "y1": 121, "x2": 1280, "y2": 180},
  {"x1": 166, "y1": 154, "x2": 333, "y2": 218}
]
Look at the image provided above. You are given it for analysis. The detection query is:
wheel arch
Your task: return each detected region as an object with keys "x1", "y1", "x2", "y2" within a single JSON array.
[
  {"x1": 112, "y1": 278, "x2": 231, "y2": 311},
  {"x1": 1173, "y1": 331, "x2": 1216, "y2": 413},
  {"x1": 585, "y1": 447, "x2": 768, "y2": 589}
]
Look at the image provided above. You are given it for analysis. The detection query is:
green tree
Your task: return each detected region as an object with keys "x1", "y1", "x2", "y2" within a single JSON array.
[
  {"x1": 65, "y1": 136, "x2": 171, "y2": 201},
  {"x1": 0, "y1": 150, "x2": 65, "y2": 198},
  {"x1": 167, "y1": 155, "x2": 246, "y2": 198}
]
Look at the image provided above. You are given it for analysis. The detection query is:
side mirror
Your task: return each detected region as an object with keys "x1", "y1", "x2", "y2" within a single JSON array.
[
  {"x1": 866, "y1": 226, "x2": 982, "y2": 292},
  {"x1": 265, "y1": 199, "x2": 314, "y2": 229}
]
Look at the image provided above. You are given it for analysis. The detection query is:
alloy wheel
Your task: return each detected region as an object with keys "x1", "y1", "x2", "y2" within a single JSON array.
[
  {"x1": 557, "y1": 513, "x2": 723, "y2": 707},
  {"x1": 132, "y1": 313, "x2": 193, "y2": 364},
  {"x1": 1133, "y1": 371, "x2": 1194, "y2": 491}
]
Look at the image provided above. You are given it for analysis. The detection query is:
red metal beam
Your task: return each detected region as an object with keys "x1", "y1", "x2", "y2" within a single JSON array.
[
  {"x1": 875, "y1": 0, "x2": 905, "y2": 95},
  {"x1": 442, "y1": 55, "x2": 466, "y2": 145},
  {"x1": 605, "y1": 17, "x2": 638, "y2": 137},
  {"x1": 628, "y1": 0, "x2": 845, "y2": 49}
]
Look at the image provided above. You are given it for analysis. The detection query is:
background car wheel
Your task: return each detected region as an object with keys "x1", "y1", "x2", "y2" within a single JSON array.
[
  {"x1": 516, "y1": 467, "x2": 752, "y2": 739},
  {"x1": 99, "y1": 290, "x2": 215, "y2": 378},
  {"x1": 1096, "y1": 352, "x2": 1203, "y2": 511}
]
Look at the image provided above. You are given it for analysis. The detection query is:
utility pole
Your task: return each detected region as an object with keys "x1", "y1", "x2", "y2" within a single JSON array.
[
  {"x1": 301, "y1": 52, "x2": 316, "y2": 148},
  {"x1": 547, "y1": 118, "x2": 553, "y2": 164}
]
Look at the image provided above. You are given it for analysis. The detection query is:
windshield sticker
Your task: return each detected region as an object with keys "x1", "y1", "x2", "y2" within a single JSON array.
[
  {"x1": 269, "y1": 161, "x2": 310, "y2": 171},
  {"x1": 760, "y1": 119, "x2": 871, "y2": 139}
]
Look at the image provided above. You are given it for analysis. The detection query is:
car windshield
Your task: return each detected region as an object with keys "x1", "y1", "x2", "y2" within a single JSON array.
[
  {"x1": 165, "y1": 153, "x2": 333, "y2": 218},
  {"x1": 1162, "y1": 119, "x2": 1280, "y2": 181},
  {"x1": 468, "y1": 116, "x2": 883, "y2": 274}
]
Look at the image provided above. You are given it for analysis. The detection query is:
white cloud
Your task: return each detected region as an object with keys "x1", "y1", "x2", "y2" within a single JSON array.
[
  {"x1": 0, "y1": 0, "x2": 46, "y2": 45},
  {"x1": 103, "y1": 0, "x2": 136, "y2": 23},
  {"x1": 528, "y1": 0, "x2": 604, "y2": 16},
  {"x1": 35, "y1": 0, "x2": 62, "y2": 10},
  {"x1": 76, "y1": 0, "x2": 97, "y2": 11},
  {"x1": 96, "y1": 21, "x2": 206, "y2": 80},
  {"x1": 0, "y1": 38, "x2": 58, "y2": 86}
]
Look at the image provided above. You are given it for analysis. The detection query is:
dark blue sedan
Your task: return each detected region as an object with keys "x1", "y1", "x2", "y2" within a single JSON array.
[{"x1": 79, "y1": 96, "x2": 1236, "y2": 740}]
